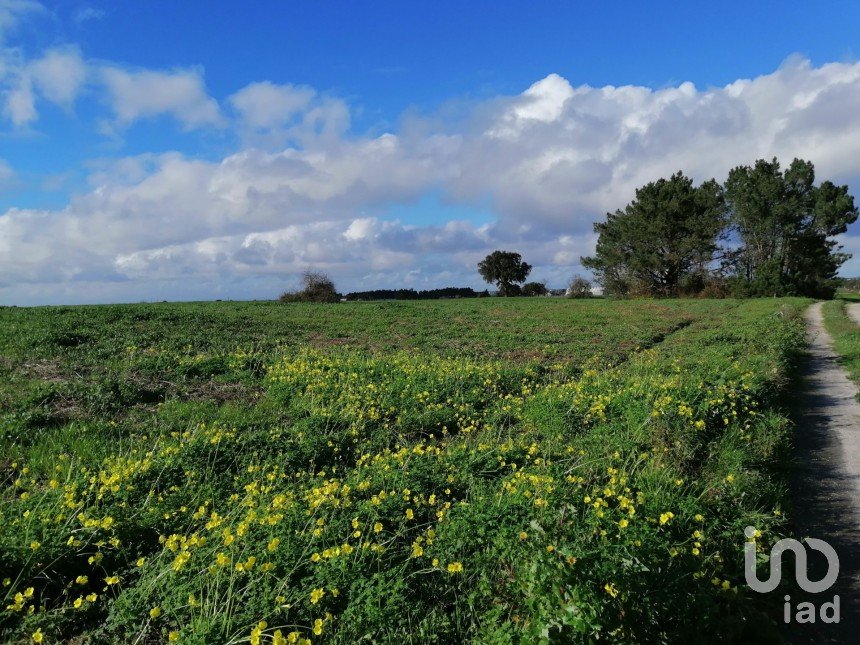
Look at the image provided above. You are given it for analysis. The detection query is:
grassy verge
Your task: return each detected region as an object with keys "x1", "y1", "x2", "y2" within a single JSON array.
[
  {"x1": 821, "y1": 298, "x2": 860, "y2": 384},
  {"x1": 1, "y1": 299, "x2": 809, "y2": 643}
]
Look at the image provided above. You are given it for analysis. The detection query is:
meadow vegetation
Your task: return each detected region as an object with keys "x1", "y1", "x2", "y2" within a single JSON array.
[
  {"x1": 822, "y1": 294, "x2": 860, "y2": 383},
  {"x1": 0, "y1": 297, "x2": 809, "y2": 643}
]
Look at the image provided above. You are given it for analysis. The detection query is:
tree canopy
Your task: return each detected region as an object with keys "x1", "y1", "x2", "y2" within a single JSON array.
[
  {"x1": 582, "y1": 159, "x2": 857, "y2": 299},
  {"x1": 477, "y1": 251, "x2": 532, "y2": 296},
  {"x1": 723, "y1": 158, "x2": 858, "y2": 298},
  {"x1": 582, "y1": 172, "x2": 726, "y2": 296}
]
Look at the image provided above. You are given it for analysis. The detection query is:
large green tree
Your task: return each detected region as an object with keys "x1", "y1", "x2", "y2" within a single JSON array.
[
  {"x1": 477, "y1": 250, "x2": 532, "y2": 296},
  {"x1": 582, "y1": 172, "x2": 726, "y2": 296},
  {"x1": 723, "y1": 158, "x2": 858, "y2": 298}
]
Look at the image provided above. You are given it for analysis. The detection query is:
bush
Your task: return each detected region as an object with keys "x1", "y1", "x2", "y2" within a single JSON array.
[
  {"x1": 566, "y1": 276, "x2": 593, "y2": 298},
  {"x1": 697, "y1": 279, "x2": 731, "y2": 299},
  {"x1": 280, "y1": 272, "x2": 341, "y2": 303},
  {"x1": 521, "y1": 282, "x2": 548, "y2": 297}
]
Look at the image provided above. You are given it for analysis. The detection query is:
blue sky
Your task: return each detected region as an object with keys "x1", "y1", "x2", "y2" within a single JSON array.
[{"x1": 1, "y1": 1, "x2": 860, "y2": 304}]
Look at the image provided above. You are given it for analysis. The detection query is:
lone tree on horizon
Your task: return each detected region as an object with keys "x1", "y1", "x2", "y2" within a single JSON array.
[{"x1": 478, "y1": 250, "x2": 532, "y2": 296}]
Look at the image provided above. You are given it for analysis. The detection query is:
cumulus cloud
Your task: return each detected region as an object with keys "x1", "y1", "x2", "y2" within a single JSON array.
[
  {"x1": 0, "y1": 2, "x2": 51, "y2": 126},
  {"x1": 0, "y1": 156, "x2": 14, "y2": 185},
  {"x1": 29, "y1": 46, "x2": 87, "y2": 105},
  {"x1": 3, "y1": 56, "x2": 860, "y2": 303},
  {"x1": 229, "y1": 81, "x2": 353, "y2": 150},
  {"x1": 449, "y1": 57, "x2": 860, "y2": 236},
  {"x1": 0, "y1": 0, "x2": 43, "y2": 42},
  {"x1": 3, "y1": 74, "x2": 34, "y2": 124},
  {"x1": 112, "y1": 217, "x2": 498, "y2": 287},
  {"x1": 230, "y1": 81, "x2": 316, "y2": 130},
  {"x1": 1, "y1": 39, "x2": 220, "y2": 130},
  {"x1": 100, "y1": 66, "x2": 224, "y2": 130},
  {"x1": 0, "y1": 45, "x2": 86, "y2": 127}
]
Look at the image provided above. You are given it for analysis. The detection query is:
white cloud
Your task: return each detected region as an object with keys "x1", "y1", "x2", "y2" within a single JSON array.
[
  {"x1": 0, "y1": 0, "x2": 43, "y2": 42},
  {"x1": 229, "y1": 81, "x2": 315, "y2": 130},
  {"x1": 489, "y1": 73, "x2": 576, "y2": 137},
  {"x1": 111, "y1": 217, "x2": 497, "y2": 286},
  {"x1": 29, "y1": 47, "x2": 87, "y2": 105},
  {"x1": 1, "y1": 45, "x2": 85, "y2": 126},
  {"x1": 3, "y1": 74, "x2": 34, "y2": 124},
  {"x1": 0, "y1": 47, "x2": 87, "y2": 128},
  {"x1": 0, "y1": 3, "x2": 47, "y2": 126},
  {"x1": 1, "y1": 38, "x2": 220, "y2": 131},
  {"x1": 100, "y1": 66, "x2": 224, "y2": 130},
  {"x1": 73, "y1": 6, "x2": 105, "y2": 24},
  {"x1": 0, "y1": 156, "x2": 14, "y2": 185},
  {"x1": 229, "y1": 81, "x2": 352, "y2": 149},
  {"x1": 446, "y1": 57, "x2": 860, "y2": 236},
  {"x1": 3, "y1": 56, "x2": 860, "y2": 303}
]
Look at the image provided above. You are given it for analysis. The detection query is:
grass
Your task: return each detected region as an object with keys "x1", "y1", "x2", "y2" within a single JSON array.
[
  {"x1": 822, "y1": 297, "x2": 860, "y2": 384},
  {"x1": 0, "y1": 297, "x2": 811, "y2": 643}
]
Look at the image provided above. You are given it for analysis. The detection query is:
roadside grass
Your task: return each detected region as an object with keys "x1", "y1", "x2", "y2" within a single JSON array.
[
  {"x1": 0, "y1": 298, "x2": 810, "y2": 643},
  {"x1": 822, "y1": 298, "x2": 860, "y2": 384}
]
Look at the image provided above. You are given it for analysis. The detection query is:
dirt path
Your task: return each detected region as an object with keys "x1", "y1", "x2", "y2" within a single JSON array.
[
  {"x1": 802, "y1": 303, "x2": 860, "y2": 510},
  {"x1": 789, "y1": 302, "x2": 860, "y2": 642}
]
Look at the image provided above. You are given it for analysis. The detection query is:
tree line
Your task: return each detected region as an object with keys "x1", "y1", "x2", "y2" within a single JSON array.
[
  {"x1": 582, "y1": 157, "x2": 858, "y2": 298},
  {"x1": 280, "y1": 274, "x2": 496, "y2": 303},
  {"x1": 345, "y1": 287, "x2": 489, "y2": 301},
  {"x1": 281, "y1": 267, "x2": 585, "y2": 304},
  {"x1": 283, "y1": 157, "x2": 855, "y2": 303}
]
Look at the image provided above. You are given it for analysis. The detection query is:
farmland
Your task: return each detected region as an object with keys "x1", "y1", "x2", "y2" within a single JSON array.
[{"x1": 1, "y1": 297, "x2": 809, "y2": 643}]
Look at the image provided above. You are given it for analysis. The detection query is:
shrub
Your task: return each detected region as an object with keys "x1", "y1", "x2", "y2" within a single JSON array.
[
  {"x1": 566, "y1": 275, "x2": 593, "y2": 298},
  {"x1": 521, "y1": 282, "x2": 548, "y2": 297},
  {"x1": 697, "y1": 279, "x2": 731, "y2": 299},
  {"x1": 280, "y1": 272, "x2": 341, "y2": 303}
]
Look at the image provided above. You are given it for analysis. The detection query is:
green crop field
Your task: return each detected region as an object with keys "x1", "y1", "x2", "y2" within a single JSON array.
[{"x1": 0, "y1": 298, "x2": 810, "y2": 643}]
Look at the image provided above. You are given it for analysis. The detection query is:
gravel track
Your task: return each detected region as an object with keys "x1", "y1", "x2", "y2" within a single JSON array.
[{"x1": 788, "y1": 302, "x2": 860, "y2": 642}]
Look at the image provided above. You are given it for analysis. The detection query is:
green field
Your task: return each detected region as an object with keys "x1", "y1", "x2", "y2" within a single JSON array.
[{"x1": 1, "y1": 298, "x2": 810, "y2": 643}]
